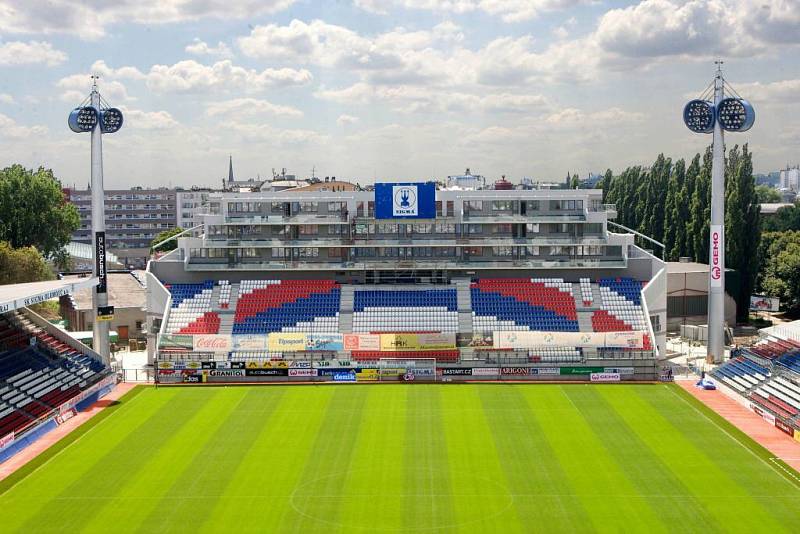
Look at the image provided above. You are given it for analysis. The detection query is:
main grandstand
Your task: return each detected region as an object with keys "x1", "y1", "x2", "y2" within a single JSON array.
[{"x1": 146, "y1": 183, "x2": 666, "y2": 381}]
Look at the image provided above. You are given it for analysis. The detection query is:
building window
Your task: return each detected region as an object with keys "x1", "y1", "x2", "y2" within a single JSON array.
[
  {"x1": 466, "y1": 224, "x2": 482, "y2": 234},
  {"x1": 464, "y1": 200, "x2": 482, "y2": 211},
  {"x1": 492, "y1": 224, "x2": 512, "y2": 234},
  {"x1": 299, "y1": 225, "x2": 318, "y2": 235},
  {"x1": 492, "y1": 246, "x2": 513, "y2": 256},
  {"x1": 492, "y1": 200, "x2": 512, "y2": 211}
]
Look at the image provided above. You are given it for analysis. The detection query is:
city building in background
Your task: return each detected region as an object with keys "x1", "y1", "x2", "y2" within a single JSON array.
[{"x1": 63, "y1": 186, "x2": 177, "y2": 269}]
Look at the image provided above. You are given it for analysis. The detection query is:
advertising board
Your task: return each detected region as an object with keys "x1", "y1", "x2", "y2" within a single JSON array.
[
  {"x1": 343, "y1": 334, "x2": 381, "y2": 351},
  {"x1": 374, "y1": 182, "x2": 436, "y2": 219},
  {"x1": 494, "y1": 331, "x2": 644, "y2": 349},
  {"x1": 193, "y1": 335, "x2": 232, "y2": 352},
  {"x1": 208, "y1": 369, "x2": 245, "y2": 378},
  {"x1": 471, "y1": 367, "x2": 500, "y2": 376},
  {"x1": 774, "y1": 419, "x2": 794, "y2": 436},
  {"x1": 380, "y1": 333, "x2": 456, "y2": 351},
  {"x1": 560, "y1": 367, "x2": 604, "y2": 375},
  {"x1": 590, "y1": 372, "x2": 621, "y2": 382},
  {"x1": 750, "y1": 295, "x2": 780, "y2": 312},
  {"x1": 288, "y1": 368, "x2": 318, "y2": 377},
  {"x1": 267, "y1": 333, "x2": 307, "y2": 352},
  {"x1": 232, "y1": 335, "x2": 267, "y2": 350},
  {"x1": 529, "y1": 368, "x2": 559, "y2": 376},
  {"x1": 501, "y1": 367, "x2": 529, "y2": 376},
  {"x1": 333, "y1": 371, "x2": 356, "y2": 382},
  {"x1": 245, "y1": 368, "x2": 288, "y2": 377},
  {"x1": 306, "y1": 333, "x2": 344, "y2": 351},
  {"x1": 440, "y1": 368, "x2": 472, "y2": 376}
]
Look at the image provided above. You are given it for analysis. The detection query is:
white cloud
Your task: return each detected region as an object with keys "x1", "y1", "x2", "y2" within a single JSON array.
[
  {"x1": 119, "y1": 108, "x2": 180, "y2": 130},
  {"x1": 57, "y1": 74, "x2": 132, "y2": 103},
  {"x1": 145, "y1": 60, "x2": 312, "y2": 93},
  {"x1": 736, "y1": 79, "x2": 800, "y2": 103},
  {"x1": 185, "y1": 39, "x2": 233, "y2": 58},
  {"x1": 337, "y1": 114, "x2": 359, "y2": 125},
  {"x1": 238, "y1": 20, "x2": 469, "y2": 86},
  {"x1": 0, "y1": 0, "x2": 297, "y2": 39},
  {"x1": 0, "y1": 40, "x2": 66, "y2": 66},
  {"x1": 0, "y1": 112, "x2": 47, "y2": 137},
  {"x1": 353, "y1": 0, "x2": 590, "y2": 22},
  {"x1": 206, "y1": 98, "x2": 304, "y2": 118}
]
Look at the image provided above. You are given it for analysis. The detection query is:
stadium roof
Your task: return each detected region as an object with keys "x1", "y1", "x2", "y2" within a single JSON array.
[
  {"x1": 63, "y1": 272, "x2": 145, "y2": 310},
  {"x1": 760, "y1": 319, "x2": 800, "y2": 342},
  {"x1": 0, "y1": 277, "x2": 98, "y2": 313}
]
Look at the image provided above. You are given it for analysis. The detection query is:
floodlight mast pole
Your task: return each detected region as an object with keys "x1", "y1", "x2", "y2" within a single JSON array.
[
  {"x1": 90, "y1": 77, "x2": 110, "y2": 363},
  {"x1": 707, "y1": 62, "x2": 725, "y2": 364}
]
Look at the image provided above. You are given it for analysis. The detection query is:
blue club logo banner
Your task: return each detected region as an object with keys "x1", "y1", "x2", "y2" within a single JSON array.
[
  {"x1": 393, "y1": 185, "x2": 418, "y2": 216},
  {"x1": 375, "y1": 182, "x2": 435, "y2": 219}
]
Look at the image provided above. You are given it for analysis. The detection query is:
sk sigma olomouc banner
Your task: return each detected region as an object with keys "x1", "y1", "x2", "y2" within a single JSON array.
[{"x1": 493, "y1": 331, "x2": 644, "y2": 349}]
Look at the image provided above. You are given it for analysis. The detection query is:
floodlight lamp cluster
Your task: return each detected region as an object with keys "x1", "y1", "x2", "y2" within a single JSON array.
[
  {"x1": 683, "y1": 72, "x2": 755, "y2": 135},
  {"x1": 67, "y1": 84, "x2": 123, "y2": 134}
]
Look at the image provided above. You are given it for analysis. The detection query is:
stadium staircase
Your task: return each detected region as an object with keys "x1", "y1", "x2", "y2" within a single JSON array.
[
  {"x1": 454, "y1": 279, "x2": 474, "y2": 336},
  {"x1": 338, "y1": 285, "x2": 355, "y2": 334}
]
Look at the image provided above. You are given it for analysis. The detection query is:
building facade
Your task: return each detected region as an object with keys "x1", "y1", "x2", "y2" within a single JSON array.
[{"x1": 64, "y1": 187, "x2": 177, "y2": 269}]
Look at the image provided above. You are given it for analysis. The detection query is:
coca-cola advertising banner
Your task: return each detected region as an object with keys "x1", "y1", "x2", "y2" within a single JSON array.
[{"x1": 193, "y1": 335, "x2": 232, "y2": 352}]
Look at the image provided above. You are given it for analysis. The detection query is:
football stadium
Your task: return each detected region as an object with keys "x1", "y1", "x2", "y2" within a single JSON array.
[{"x1": 1, "y1": 182, "x2": 799, "y2": 532}]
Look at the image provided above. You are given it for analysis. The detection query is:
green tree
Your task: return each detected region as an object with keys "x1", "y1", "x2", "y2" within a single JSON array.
[
  {"x1": 0, "y1": 241, "x2": 54, "y2": 284},
  {"x1": 0, "y1": 165, "x2": 80, "y2": 258},
  {"x1": 597, "y1": 169, "x2": 613, "y2": 203},
  {"x1": 663, "y1": 159, "x2": 686, "y2": 261},
  {"x1": 759, "y1": 231, "x2": 800, "y2": 314},
  {"x1": 680, "y1": 154, "x2": 701, "y2": 260},
  {"x1": 689, "y1": 147, "x2": 713, "y2": 262},
  {"x1": 570, "y1": 174, "x2": 580, "y2": 189},
  {"x1": 755, "y1": 184, "x2": 781, "y2": 203},
  {"x1": 151, "y1": 227, "x2": 185, "y2": 253},
  {"x1": 724, "y1": 144, "x2": 761, "y2": 321}
]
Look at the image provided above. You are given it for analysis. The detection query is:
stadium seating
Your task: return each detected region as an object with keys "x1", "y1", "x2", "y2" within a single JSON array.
[
  {"x1": 748, "y1": 339, "x2": 800, "y2": 360},
  {"x1": 471, "y1": 278, "x2": 579, "y2": 332},
  {"x1": 591, "y1": 277, "x2": 652, "y2": 350},
  {"x1": 352, "y1": 289, "x2": 458, "y2": 333},
  {"x1": 233, "y1": 280, "x2": 340, "y2": 334},
  {"x1": 164, "y1": 281, "x2": 221, "y2": 334},
  {"x1": 529, "y1": 348, "x2": 583, "y2": 363},
  {"x1": 710, "y1": 357, "x2": 769, "y2": 393},
  {"x1": 0, "y1": 315, "x2": 108, "y2": 439}
]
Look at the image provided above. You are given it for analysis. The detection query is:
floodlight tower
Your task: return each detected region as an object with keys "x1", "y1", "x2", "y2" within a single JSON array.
[
  {"x1": 683, "y1": 62, "x2": 755, "y2": 363},
  {"x1": 68, "y1": 76, "x2": 124, "y2": 363}
]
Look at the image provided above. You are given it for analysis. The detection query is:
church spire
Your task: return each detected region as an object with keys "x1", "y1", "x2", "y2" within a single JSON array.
[{"x1": 228, "y1": 155, "x2": 234, "y2": 182}]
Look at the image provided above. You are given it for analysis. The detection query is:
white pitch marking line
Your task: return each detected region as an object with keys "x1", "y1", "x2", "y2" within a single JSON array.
[
  {"x1": 665, "y1": 385, "x2": 800, "y2": 490},
  {"x1": 769, "y1": 458, "x2": 800, "y2": 484}
]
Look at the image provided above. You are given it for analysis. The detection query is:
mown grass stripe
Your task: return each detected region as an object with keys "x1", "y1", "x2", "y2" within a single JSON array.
[
  {"x1": 197, "y1": 386, "x2": 336, "y2": 532},
  {"x1": 402, "y1": 385, "x2": 455, "y2": 531},
  {"x1": 135, "y1": 387, "x2": 288, "y2": 533},
  {"x1": 601, "y1": 385, "x2": 796, "y2": 533},
  {"x1": 562, "y1": 385, "x2": 720, "y2": 532},
  {"x1": 82, "y1": 387, "x2": 248, "y2": 532},
  {"x1": 524, "y1": 385, "x2": 669, "y2": 532},
  {"x1": 478, "y1": 384, "x2": 592, "y2": 533},
  {"x1": 281, "y1": 385, "x2": 370, "y2": 532},
  {"x1": 442, "y1": 385, "x2": 523, "y2": 534}
]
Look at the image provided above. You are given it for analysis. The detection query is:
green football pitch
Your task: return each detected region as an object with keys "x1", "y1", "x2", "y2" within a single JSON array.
[{"x1": 1, "y1": 384, "x2": 799, "y2": 533}]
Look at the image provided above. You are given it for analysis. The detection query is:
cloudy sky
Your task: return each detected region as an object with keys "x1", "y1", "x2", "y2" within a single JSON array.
[{"x1": 0, "y1": 0, "x2": 798, "y2": 189}]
